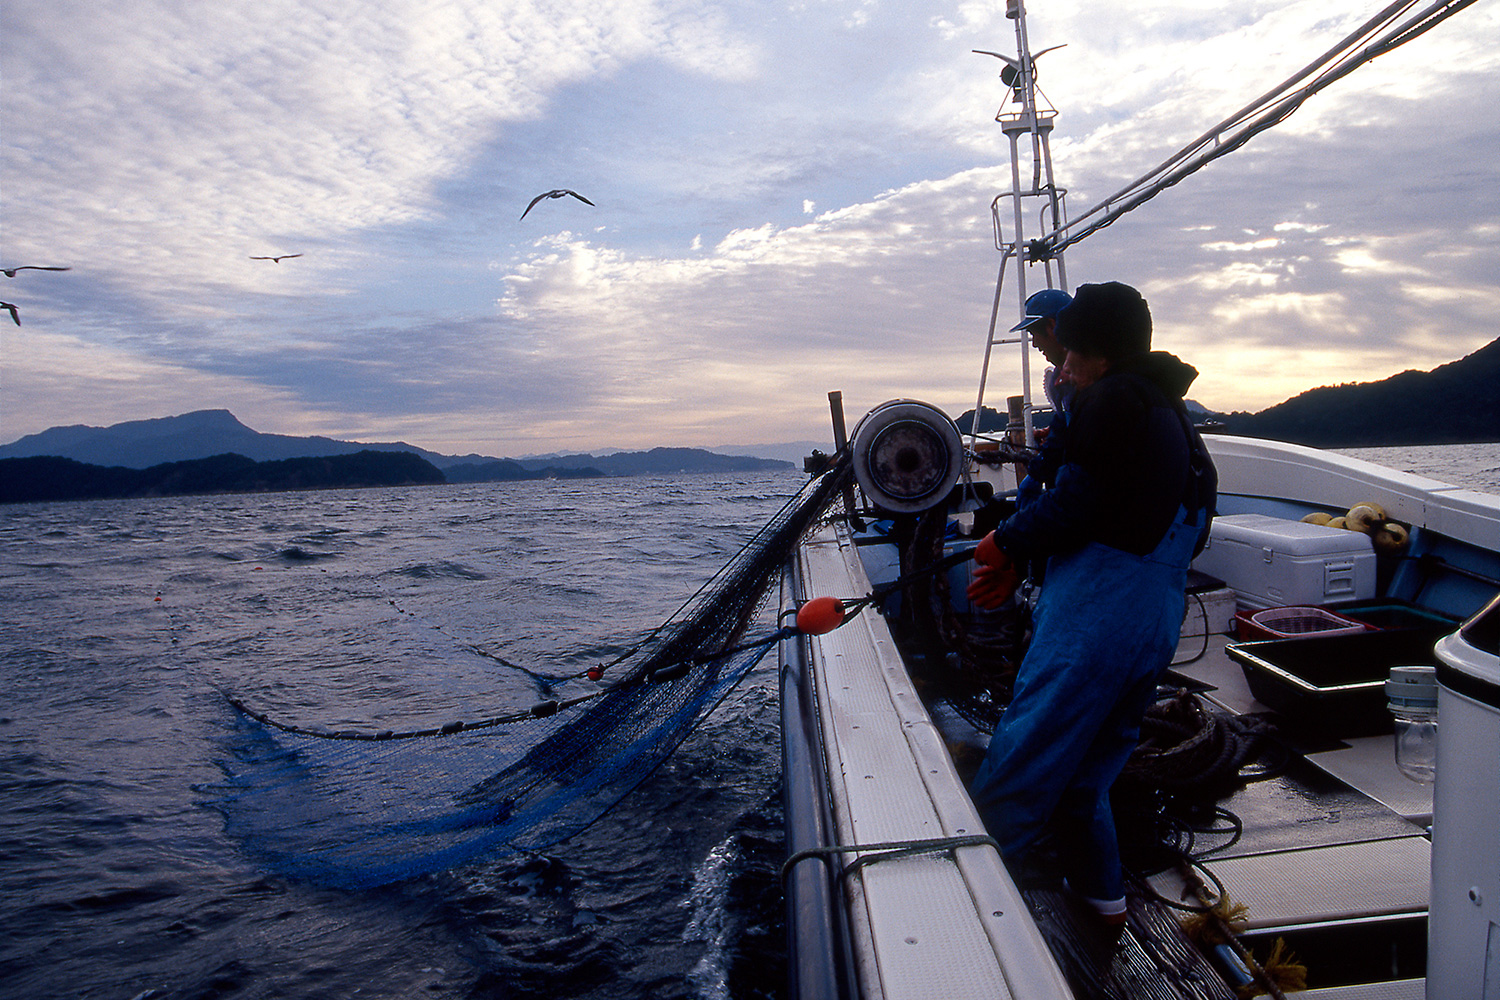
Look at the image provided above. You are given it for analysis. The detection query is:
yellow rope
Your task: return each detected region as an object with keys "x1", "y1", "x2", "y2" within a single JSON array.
[
  {"x1": 1179, "y1": 894, "x2": 1248, "y2": 947},
  {"x1": 1244, "y1": 939, "x2": 1308, "y2": 999},
  {"x1": 1176, "y1": 872, "x2": 1307, "y2": 1000}
]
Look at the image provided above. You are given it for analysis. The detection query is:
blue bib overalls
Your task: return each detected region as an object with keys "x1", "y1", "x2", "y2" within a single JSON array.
[{"x1": 970, "y1": 501, "x2": 1206, "y2": 901}]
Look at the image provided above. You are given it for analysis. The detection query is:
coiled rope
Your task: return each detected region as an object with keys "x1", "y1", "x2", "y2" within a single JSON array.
[{"x1": 1121, "y1": 690, "x2": 1279, "y2": 796}]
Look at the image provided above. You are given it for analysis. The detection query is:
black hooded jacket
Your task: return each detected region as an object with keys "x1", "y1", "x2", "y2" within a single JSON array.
[{"x1": 995, "y1": 351, "x2": 1217, "y2": 562}]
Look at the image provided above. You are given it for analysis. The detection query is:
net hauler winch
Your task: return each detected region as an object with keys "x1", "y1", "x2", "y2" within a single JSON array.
[{"x1": 849, "y1": 399, "x2": 964, "y2": 514}]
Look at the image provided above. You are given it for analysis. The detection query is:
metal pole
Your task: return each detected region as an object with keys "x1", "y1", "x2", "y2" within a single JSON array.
[
  {"x1": 1009, "y1": 173, "x2": 1034, "y2": 447},
  {"x1": 970, "y1": 250, "x2": 1013, "y2": 451},
  {"x1": 1009, "y1": 9, "x2": 1035, "y2": 447},
  {"x1": 828, "y1": 391, "x2": 856, "y2": 517}
]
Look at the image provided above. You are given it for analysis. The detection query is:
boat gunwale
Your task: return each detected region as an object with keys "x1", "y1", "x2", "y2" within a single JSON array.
[
  {"x1": 781, "y1": 520, "x2": 1075, "y2": 1000},
  {"x1": 1203, "y1": 433, "x2": 1500, "y2": 551}
]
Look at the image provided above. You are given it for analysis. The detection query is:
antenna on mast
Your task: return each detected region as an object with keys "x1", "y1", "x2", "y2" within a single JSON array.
[{"x1": 969, "y1": 0, "x2": 1069, "y2": 453}]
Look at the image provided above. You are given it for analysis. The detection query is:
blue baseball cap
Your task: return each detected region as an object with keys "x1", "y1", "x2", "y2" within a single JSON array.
[{"x1": 1009, "y1": 288, "x2": 1073, "y2": 332}]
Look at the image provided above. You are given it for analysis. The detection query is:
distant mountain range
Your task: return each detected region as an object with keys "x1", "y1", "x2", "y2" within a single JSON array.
[
  {"x1": 1215, "y1": 337, "x2": 1500, "y2": 446},
  {"x1": 1, "y1": 337, "x2": 1494, "y2": 504},
  {"x1": 0, "y1": 410, "x2": 796, "y2": 477}
]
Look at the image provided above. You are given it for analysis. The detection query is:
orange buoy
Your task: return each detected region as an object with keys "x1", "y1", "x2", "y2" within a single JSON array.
[
  {"x1": 587, "y1": 668, "x2": 604, "y2": 681},
  {"x1": 796, "y1": 596, "x2": 846, "y2": 635}
]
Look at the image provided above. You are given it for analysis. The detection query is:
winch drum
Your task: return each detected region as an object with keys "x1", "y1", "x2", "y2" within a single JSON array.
[{"x1": 849, "y1": 400, "x2": 964, "y2": 514}]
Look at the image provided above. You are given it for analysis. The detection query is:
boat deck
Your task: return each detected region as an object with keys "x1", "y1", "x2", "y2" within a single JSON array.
[
  {"x1": 1147, "y1": 635, "x2": 1431, "y2": 994},
  {"x1": 989, "y1": 633, "x2": 1432, "y2": 997},
  {"x1": 790, "y1": 516, "x2": 1435, "y2": 998},
  {"x1": 916, "y1": 634, "x2": 1433, "y2": 998}
]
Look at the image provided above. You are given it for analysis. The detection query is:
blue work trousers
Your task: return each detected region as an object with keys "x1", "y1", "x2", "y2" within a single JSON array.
[{"x1": 970, "y1": 505, "x2": 1202, "y2": 901}]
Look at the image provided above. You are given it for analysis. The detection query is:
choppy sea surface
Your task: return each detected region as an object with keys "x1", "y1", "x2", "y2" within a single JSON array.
[
  {"x1": 1335, "y1": 441, "x2": 1500, "y2": 492},
  {"x1": 0, "y1": 444, "x2": 1494, "y2": 1000},
  {"x1": 0, "y1": 472, "x2": 801, "y2": 1000}
]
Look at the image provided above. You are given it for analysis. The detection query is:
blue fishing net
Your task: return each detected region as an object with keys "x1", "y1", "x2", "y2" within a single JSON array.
[{"x1": 209, "y1": 461, "x2": 849, "y2": 889}]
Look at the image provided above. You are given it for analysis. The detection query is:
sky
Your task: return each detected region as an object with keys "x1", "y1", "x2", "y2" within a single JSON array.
[{"x1": 3, "y1": 0, "x2": 1497, "y2": 457}]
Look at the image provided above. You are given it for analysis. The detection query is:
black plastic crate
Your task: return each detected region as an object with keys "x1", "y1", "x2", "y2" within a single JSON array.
[{"x1": 1226, "y1": 626, "x2": 1451, "y2": 736}]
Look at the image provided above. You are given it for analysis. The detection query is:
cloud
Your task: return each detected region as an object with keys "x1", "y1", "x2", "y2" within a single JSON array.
[
  {"x1": 483, "y1": 168, "x2": 1029, "y2": 442},
  {"x1": 2, "y1": 0, "x2": 1497, "y2": 452},
  {"x1": 0, "y1": 326, "x2": 331, "y2": 435},
  {"x1": 1, "y1": 1, "x2": 757, "y2": 303}
]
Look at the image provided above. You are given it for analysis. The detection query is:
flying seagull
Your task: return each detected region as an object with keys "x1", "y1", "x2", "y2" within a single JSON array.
[
  {"x1": 1, "y1": 302, "x2": 19, "y2": 326},
  {"x1": 249, "y1": 254, "x2": 303, "y2": 263},
  {"x1": 520, "y1": 189, "x2": 595, "y2": 220},
  {"x1": 1, "y1": 266, "x2": 71, "y2": 278}
]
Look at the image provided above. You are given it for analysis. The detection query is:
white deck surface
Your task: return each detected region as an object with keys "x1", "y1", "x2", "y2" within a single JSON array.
[{"x1": 1291, "y1": 980, "x2": 1423, "y2": 999}]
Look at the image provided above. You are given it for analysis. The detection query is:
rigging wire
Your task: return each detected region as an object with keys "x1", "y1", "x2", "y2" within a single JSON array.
[{"x1": 1044, "y1": 0, "x2": 1480, "y2": 256}]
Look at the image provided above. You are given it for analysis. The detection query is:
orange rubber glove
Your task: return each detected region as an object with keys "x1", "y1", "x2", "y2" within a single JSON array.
[{"x1": 966, "y1": 531, "x2": 1020, "y2": 609}]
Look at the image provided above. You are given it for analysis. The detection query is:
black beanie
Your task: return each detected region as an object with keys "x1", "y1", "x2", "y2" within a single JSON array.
[{"x1": 1054, "y1": 282, "x2": 1152, "y2": 360}]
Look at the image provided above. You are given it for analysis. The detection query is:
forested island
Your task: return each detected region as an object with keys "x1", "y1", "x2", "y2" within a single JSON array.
[
  {"x1": 960, "y1": 336, "x2": 1498, "y2": 445},
  {"x1": 0, "y1": 451, "x2": 446, "y2": 504},
  {"x1": 1214, "y1": 336, "x2": 1499, "y2": 446},
  {"x1": 0, "y1": 444, "x2": 791, "y2": 505}
]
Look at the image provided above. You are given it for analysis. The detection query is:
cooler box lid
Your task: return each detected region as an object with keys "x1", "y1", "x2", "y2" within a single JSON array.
[{"x1": 1204, "y1": 513, "x2": 1375, "y2": 558}]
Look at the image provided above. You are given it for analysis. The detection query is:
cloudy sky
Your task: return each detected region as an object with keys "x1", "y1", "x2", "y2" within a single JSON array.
[{"x1": 3, "y1": 0, "x2": 1496, "y2": 457}]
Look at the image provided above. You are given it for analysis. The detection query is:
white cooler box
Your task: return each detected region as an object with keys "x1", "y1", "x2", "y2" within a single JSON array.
[{"x1": 1191, "y1": 513, "x2": 1375, "y2": 611}]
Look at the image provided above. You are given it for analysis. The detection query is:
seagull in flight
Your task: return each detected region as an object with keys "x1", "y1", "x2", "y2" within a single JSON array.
[
  {"x1": 1, "y1": 302, "x2": 19, "y2": 326},
  {"x1": 249, "y1": 254, "x2": 303, "y2": 263},
  {"x1": 1, "y1": 266, "x2": 71, "y2": 278},
  {"x1": 520, "y1": 189, "x2": 595, "y2": 220}
]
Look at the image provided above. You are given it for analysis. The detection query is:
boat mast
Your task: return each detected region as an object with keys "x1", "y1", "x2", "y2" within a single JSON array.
[{"x1": 970, "y1": 0, "x2": 1068, "y2": 451}]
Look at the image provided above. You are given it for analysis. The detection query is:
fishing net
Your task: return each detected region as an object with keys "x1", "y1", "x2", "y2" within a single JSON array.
[{"x1": 211, "y1": 459, "x2": 851, "y2": 889}]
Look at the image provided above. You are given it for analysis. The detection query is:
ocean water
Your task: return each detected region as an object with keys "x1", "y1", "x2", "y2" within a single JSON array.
[
  {"x1": 0, "y1": 472, "x2": 801, "y2": 1000},
  {"x1": 1, "y1": 444, "x2": 1494, "y2": 1000},
  {"x1": 1336, "y1": 441, "x2": 1500, "y2": 492}
]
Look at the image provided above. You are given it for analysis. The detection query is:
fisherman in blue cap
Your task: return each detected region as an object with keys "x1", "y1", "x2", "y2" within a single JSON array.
[
  {"x1": 966, "y1": 281, "x2": 1218, "y2": 927},
  {"x1": 1011, "y1": 288, "x2": 1073, "y2": 510},
  {"x1": 1013, "y1": 287, "x2": 1072, "y2": 412}
]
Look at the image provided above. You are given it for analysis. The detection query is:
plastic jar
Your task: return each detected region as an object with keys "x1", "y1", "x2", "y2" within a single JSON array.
[{"x1": 1386, "y1": 664, "x2": 1438, "y2": 784}]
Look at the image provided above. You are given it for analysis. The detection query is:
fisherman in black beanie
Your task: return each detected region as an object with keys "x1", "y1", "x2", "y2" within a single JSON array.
[
  {"x1": 1054, "y1": 281, "x2": 1152, "y2": 361},
  {"x1": 966, "y1": 279, "x2": 1217, "y2": 927}
]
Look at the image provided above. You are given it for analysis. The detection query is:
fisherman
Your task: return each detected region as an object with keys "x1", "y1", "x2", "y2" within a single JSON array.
[
  {"x1": 1014, "y1": 287, "x2": 1073, "y2": 411},
  {"x1": 1010, "y1": 287, "x2": 1073, "y2": 509},
  {"x1": 965, "y1": 281, "x2": 1217, "y2": 925}
]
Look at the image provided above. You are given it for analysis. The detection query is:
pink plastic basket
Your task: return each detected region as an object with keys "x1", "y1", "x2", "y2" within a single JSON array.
[{"x1": 1236, "y1": 606, "x2": 1371, "y2": 642}]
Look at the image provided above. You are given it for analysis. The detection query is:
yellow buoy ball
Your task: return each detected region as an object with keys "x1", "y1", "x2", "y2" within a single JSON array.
[
  {"x1": 1302, "y1": 512, "x2": 1334, "y2": 525},
  {"x1": 1372, "y1": 522, "x2": 1410, "y2": 555},
  {"x1": 1326, "y1": 516, "x2": 1348, "y2": 530},
  {"x1": 1345, "y1": 504, "x2": 1383, "y2": 533}
]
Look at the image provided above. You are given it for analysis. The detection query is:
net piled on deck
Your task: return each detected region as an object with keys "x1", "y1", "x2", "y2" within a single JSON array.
[{"x1": 213, "y1": 459, "x2": 851, "y2": 889}]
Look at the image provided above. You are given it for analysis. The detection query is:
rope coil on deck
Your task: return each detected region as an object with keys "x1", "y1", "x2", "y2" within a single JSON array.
[{"x1": 1121, "y1": 690, "x2": 1279, "y2": 795}]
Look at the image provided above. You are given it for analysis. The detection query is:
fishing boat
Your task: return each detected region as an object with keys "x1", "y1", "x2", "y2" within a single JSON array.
[{"x1": 776, "y1": 3, "x2": 1500, "y2": 998}]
